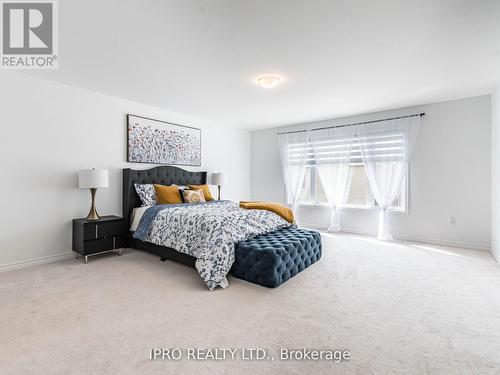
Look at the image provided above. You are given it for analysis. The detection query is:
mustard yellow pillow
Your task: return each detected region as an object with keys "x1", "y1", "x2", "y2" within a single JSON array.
[
  {"x1": 188, "y1": 184, "x2": 214, "y2": 201},
  {"x1": 153, "y1": 184, "x2": 183, "y2": 204}
]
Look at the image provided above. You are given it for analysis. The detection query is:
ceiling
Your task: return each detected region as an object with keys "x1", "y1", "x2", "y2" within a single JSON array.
[{"x1": 28, "y1": 0, "x2": 500, "y2": 129}]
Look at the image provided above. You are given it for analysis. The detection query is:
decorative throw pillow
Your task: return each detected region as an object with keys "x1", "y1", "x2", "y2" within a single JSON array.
[
  {"x1": 188, "y1": 184, "x2": 214, "y2": 201},
  {"x1": 134, "y1": 183, "x2": 158, "y2": 206},
  {"x1": 153, "y1": 184, "x2": 183, "y2": 204},
  {"x1": 172, "y1": 184, "x2": 189, "y2": 191},
  {"x1": 182, "y1": 189, "x2": 206, "y2": 204}
]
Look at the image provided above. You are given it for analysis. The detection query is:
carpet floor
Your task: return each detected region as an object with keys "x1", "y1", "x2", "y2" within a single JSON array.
[{"x1": 1, "y1": 233, "x2": 499, "y2": 375}]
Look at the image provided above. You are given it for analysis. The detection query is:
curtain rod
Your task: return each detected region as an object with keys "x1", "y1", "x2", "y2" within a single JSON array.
[{"x1": 276, "y1": 113, "x2": 425, "y2": 135}]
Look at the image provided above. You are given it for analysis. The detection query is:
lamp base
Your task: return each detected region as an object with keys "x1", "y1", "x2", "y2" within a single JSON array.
[
  {"x1": 86, "y1": 188, "x2": 100, "y2": 220},
  {"x1": 86, "y1": 209, "x2": 99, "y2": 220}
]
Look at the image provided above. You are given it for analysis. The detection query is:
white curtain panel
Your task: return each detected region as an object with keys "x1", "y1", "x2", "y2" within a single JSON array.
[
  {"x1": 278, "y1": 130, "x2": 310, "y2": 212},
  {"x1": 357, "y1": 116, "x2": 421, "y2": 240},
  {"x1": 311, "y1": 126, "x2": 355, "y2": 233}
]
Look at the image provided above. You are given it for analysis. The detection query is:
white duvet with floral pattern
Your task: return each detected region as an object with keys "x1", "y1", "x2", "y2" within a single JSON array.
[{"x1": 134, "y1": 201, "x2": 291, "y2": 290}]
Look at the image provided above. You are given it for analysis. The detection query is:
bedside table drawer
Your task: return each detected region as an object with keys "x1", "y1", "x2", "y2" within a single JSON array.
[
  {"x1": 84, "y1": 238, "x2": 114, "y2": 254},
  {"x1": 83, "y1": 236, "x2": 127, "y2": 255},
  {"x1": 82, "y1": 221, "x2": 127, "y2": 240},
  {"x1": 98, "y1": 221, "x2": 127, "y2": 239}
]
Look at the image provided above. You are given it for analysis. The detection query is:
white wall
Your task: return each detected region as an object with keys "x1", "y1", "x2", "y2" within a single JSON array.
[
  {"x1": 0, "y1": 72, "x2": 251, "y2": 268},
  {"x1": 252, "y1": 96, "x2": 491, "y2": 250},
  {"x1": 491, "y1": 85, "x2": 500, "y2": 261}
]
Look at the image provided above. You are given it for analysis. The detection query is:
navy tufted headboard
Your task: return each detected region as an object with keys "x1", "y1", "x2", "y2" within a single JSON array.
[{"x1": 123, "y1": 166, "x2": 207, "y2": 227}]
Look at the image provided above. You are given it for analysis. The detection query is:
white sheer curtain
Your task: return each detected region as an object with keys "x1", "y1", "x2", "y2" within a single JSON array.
[
  {"x1": 311, "y1": 126, "x2": 355, "y2": 232},
  {"x1": 278, "y1": 130, "x2": 310, "y2": 212},
  {"x1": 357, "y1": 116, "x2": 420, "y2": 240}
]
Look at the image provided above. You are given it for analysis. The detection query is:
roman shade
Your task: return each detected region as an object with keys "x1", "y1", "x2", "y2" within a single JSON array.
[{"x1": 287, "y1": 131, "x2": 406, "y2": 166}]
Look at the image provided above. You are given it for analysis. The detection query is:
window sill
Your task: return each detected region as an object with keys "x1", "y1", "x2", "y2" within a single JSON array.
[{"x1": 296, "y1": 202, "x2": 408, "y2": 214}]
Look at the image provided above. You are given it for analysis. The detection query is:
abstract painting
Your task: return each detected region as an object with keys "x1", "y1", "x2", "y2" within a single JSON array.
[{"x1": 127, "y1": 114, "x2": 201, "y2": 166}]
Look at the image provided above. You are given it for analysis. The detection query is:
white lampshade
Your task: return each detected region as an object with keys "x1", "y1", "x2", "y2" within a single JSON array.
[
  {"x1": 78, "y1": 169, "x2": 109, "y2": 189},
  {"x1": 211, "y1": 172, "x2": 226, "y2": 186}
]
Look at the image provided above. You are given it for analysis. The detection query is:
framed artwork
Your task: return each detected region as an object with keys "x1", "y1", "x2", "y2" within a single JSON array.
[{"x1": 127, "y1": 114, "x2": 201, "y2": 166}]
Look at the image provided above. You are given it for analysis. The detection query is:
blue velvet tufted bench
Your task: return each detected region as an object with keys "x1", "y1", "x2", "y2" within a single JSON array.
[{"x1": 231, "y1": 227, "x2": 322, "y2": 288}]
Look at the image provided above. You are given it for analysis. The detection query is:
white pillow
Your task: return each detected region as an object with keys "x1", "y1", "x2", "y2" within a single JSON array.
[{"x1": 130, "y1": 206, "x2": 150, "y2": 231}]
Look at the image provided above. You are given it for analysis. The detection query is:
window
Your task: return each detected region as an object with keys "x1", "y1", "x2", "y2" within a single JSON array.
[
  {"x1": 295, "y1": 142, "x2": 408, "y2": 211},
  {"x1": 297, "y1": 164, "x2": 406, "y2": 211},
  {"x1": 297, "y1": 165, "x2": 407, "y2": 210}
]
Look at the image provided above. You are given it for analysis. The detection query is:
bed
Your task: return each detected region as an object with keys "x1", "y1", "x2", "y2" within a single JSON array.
[
  {"x1": 123, "y1": 166, "x2": 204, "y2": 268},
  {"x1": 123, "y1": 166, "x2": 322, "y2": 290}
]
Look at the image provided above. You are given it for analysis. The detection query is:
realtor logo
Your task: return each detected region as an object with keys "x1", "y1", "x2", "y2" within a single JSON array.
[{"x1": 1, "y1": 0, "x2": 58, "y2": 69}]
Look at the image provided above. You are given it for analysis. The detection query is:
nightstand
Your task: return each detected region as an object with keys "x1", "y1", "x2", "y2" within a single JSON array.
[{"x1": 72, "y1": 215, "x2": 128, "y2": 263}]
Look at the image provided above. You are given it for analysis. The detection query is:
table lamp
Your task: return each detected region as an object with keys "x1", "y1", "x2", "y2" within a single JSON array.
[
  {"x1": 78, "y1": 168, "x2": 109, "y2": 220},
  {"x1": 211, "y1": 172, "x2": 226, "y2": 200}
]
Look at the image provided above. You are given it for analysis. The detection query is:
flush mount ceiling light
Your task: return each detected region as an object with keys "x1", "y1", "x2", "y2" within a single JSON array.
[{"x1": 256, "y1": 74, "x2": 283, "y2": 88}]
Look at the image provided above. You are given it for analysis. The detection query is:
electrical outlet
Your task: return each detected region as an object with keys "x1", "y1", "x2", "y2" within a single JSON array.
[{"x1": 450, "y1": 216, "x2": 457, "y2": 225}]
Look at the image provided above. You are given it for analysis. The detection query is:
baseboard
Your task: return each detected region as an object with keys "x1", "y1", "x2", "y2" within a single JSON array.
[
  {"x1": 299, "y1": 223, "x2": 491, "y2": 252},
  {"x1": 0, "y1": 226, "x2": 491, "y2": 272},
  {"x1": 0, "y1": 252, "x2": 75, "y2": 273}
]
